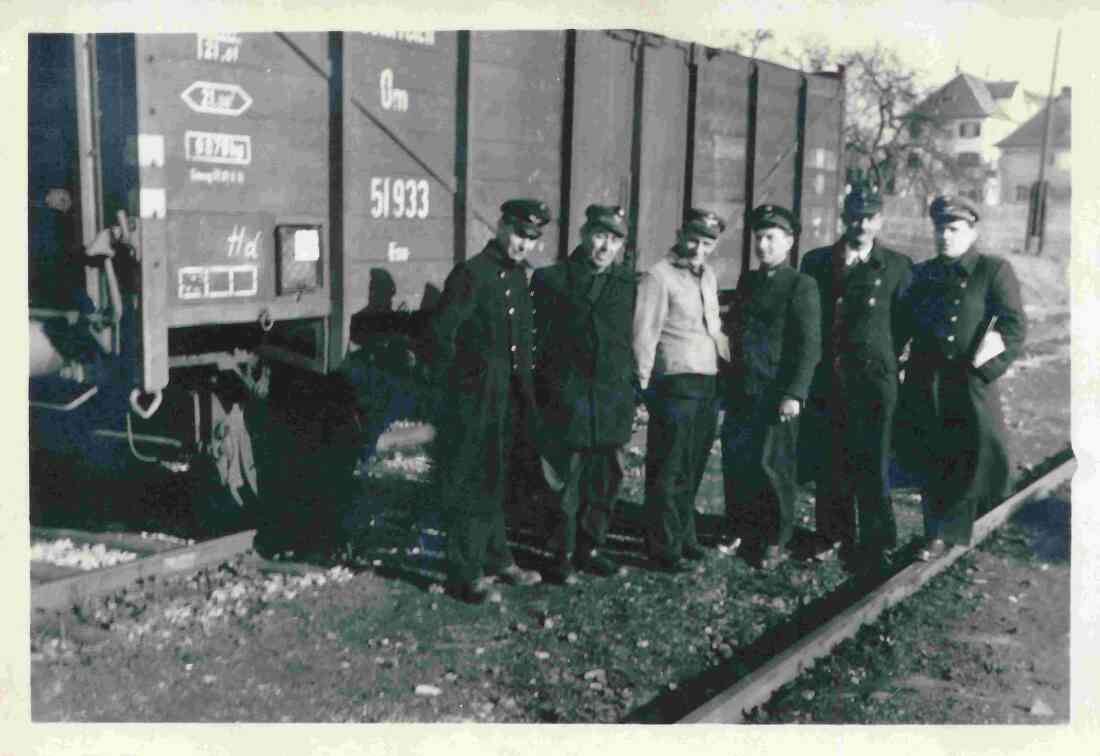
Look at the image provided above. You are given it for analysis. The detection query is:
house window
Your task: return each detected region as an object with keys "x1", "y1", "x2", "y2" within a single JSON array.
[
  {"x1": 957, "y1": 151, "x2": 982, "y2": 167},
  {"x1": 958, "y1": 121, "x2": 981, "y2": 138},
  {"x1": 1016, "y1": 185, "x2": 1030, "y2": 202}
]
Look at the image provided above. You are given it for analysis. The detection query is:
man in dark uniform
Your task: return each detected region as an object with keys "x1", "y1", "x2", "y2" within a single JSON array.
[
  {"x1": 430, "y1": 199, "x2": 549, "y2": 604},
  {"x1": 899, "y1": 195, "x2": 1026, "y2": 560},
  {"x1": 721, "y1": 205, "x2": 821, "y2": 569},
  {"x1": 800, "y1": 187, "x2": 913, "y2": 572},
  {"x1": 531, "y1": 204, "x2": 636, "y2": 584},
  {"x1": 634, "y1": 208, "x2": 730, "y2": 572}
]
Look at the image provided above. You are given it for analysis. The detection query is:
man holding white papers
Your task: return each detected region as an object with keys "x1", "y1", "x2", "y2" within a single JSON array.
[{"x1": 899, "y1": 195, "x2": 1027, "y2": 560}]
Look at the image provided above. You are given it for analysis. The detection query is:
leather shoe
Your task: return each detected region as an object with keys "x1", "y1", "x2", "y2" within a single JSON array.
[
  {"x1": 812, "y1": 537, "x2": 845, "y2": 561},
  {"x1": 496, "y1": 563, "x2": 543, "y2": 586},
  {"x1": 681, "y1": 544, "x2": 707, "y2": 562},
  {"x1": 918, "y1": 538, "x2": 947, "y2": 562},
  {"x1": 575, "y1": 549, "x2": 618, "y2": 577},
  {"x1": 760, "y1": 545, "x2": 788, "y2": 570},
  {"x1": 651, "y1": 555, "x2": 692, "y2": 573},
  {"x1": 548, "y1": 558, "x2": 580, "y2": 586},
  {"x1": 451, "y1": 578, "x2": 502, "y2": 605}
]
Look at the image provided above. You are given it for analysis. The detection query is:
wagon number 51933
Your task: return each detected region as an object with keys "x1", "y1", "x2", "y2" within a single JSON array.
[{"x1": 370, "y1": 177, "x2": 430, "y2": 220}]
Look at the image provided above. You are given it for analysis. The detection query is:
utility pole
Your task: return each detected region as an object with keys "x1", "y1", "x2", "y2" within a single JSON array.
[{"x1": 1025, "y1": 28, "x2": 1061, "y2": 256}]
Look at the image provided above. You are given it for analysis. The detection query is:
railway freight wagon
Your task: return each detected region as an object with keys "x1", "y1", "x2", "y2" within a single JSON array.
[{"x1": 28, "y1": 31, "x2": 844, "y2": 524}]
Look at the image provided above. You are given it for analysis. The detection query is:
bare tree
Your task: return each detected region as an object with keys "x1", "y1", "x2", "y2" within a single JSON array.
[
  {"x1": 781, "y1": 37, "x2": 833, "y2": 74},
  {"x1": 729, "y1": 28, "x2": 776, "y2": 59},
  {"x1": 776, "y1": 39, "x2": 964, "y2": 199}
]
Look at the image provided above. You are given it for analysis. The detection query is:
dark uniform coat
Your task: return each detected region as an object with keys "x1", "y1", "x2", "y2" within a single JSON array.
[
  {"x1": 898, "y1": 249, "x2": 1026, "y2": 545},
  {"x1": 800, "y1": 240, "x2": 913, "y2": 551},
  {"x1": 530, "y1": 249, "x2": 637, "y2": 449},
  {"x1": 530, "y1": 249, "x2": 637, "y2": 555},
  {"x1": 721, "y1": 264, "x2": 820, "y2": 547},
  {"x1": 429, "y1": 239, "x2": 538, "y2": 517}
]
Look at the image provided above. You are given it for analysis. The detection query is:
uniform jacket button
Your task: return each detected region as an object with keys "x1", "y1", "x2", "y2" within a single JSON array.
[
  {"x1": 953, "y1": 299, "x2": 960, "y2": 305},
  {"x1": 950, "y1": 315, "x2": 958, "y2": 322},
  {"x1": 874, "y1": 278, "x2": 882, "y2": 286},
  {"x1": 868, "y1": 297, "x2": 876, "y2": 305},
  {"x1": 505, "y1": 289, "x2": 512, "y2": 297},
  {"x1": 960, "y1": 281, "x2": 968, "y2": 288},
  {"x1": 498, "y1": 271, "x2": 506, "y2": 279},
  {"x1": 507, "y1": 306, "x2": 515, "y2": 315},
  {"x1": 947, "y1": 335, "x2": 955, "y2": 342},
  {"x1": 510, "y1": 345, "x2": 517, "y2": 352},
  {"x1": 836, "y1": 296, "x2": 844, "y2": 304}
]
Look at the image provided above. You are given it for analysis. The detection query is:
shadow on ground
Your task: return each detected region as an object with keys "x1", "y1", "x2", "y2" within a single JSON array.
[{"x1": 1008, "y1": 493, "x2": 1070, "y2": 563}]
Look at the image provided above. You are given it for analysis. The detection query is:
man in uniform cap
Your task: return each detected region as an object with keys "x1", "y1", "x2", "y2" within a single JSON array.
[
  {"x1": 898, "y1": 194, "x2": 1025, "y2": 560},
  {"x1": 800, "y1": 186, "x2": 913, "y2": 573},
  {"x1": 430, "y1": 198, "x2": 550, "y2": 603},
  {"x1": 721, "y1": 204, "x2": 820, "y2": 569},
  {"x1": 634, "y1": 207, "x2": 730, "y2": 572},
  {"x1": 531, "y1": 204, "x2": 636, "y2": 583}
]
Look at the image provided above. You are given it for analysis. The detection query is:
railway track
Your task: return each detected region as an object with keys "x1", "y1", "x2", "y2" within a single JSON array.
[
  {"x1": 31, "y1": 445, "x2": 1073, "y2": 722},
  {"x1": 31, "y1": 529, "x2": 257, "y2": 613},
  {"x1": 677, "y1": 451, "x2": 1075, "y2": 723},
  {"x1": 30, "y1": 421, "x2": 435, "y2": 614}
]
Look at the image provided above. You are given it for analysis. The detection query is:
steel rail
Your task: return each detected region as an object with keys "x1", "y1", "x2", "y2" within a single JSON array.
[
  {"x1": 32, "y1": 530, "x2": 257, "y2": 613},
  {"x1": 679, "y1": 453, "x2": 1076, "y2": 723}
]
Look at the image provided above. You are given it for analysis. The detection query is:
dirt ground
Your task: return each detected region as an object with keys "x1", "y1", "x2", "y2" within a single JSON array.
[
  {"x1": 28, "y1": 266, "x2": 1072, "y2": 725},
  {"x1": 747, "y1": 483, "x2": 1071, "y2": 723}
]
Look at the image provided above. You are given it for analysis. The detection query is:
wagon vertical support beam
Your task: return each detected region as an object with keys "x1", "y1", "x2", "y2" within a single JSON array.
[
  {"x1": 835, "y1": 63, "x2": 848, "y2": 214},
  {"x1": 559, "y1": 30, "x2": 578, "y2": 263},
  {"x1": 74, "y1": 34, "x2": 109, "y2": 342},
  {"x1": 327, "y1": 32, "x2": 347, "y2": 367},
  {"x1": 626, "y1": 34, "x2": 646, "y2": 272},
  {"x1": 682, "y1": 44, "x2": 699, "y2": 218},
  {"x1": 73, "y1": 35, "x2": 102, "y2": 248},
  {"x1": 454, "y1": 31, "x2": 471, "y2": 266},
  {"x1": 740, "y1": 61, "x2": 760, "y2": 281},
  {"x1": 791, "y1": 74, "x2": 809, "y2": 267}
]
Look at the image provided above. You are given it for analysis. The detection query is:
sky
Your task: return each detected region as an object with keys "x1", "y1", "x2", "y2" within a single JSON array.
[
  {"x1": 9, "y1": 0, "x2": 1086, "y2": 97},
  {"x1": 702, "y1": 0, "x2": 1076, "y2": 95}
]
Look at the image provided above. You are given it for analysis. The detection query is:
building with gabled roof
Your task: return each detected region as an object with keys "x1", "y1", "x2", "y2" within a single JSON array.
[
  {"x1": 997, "y1": 86, "x2": 1071, "y2": 205},
  {"x1": 911, "y1": 71, "x2": 1044, "y2": 204}
]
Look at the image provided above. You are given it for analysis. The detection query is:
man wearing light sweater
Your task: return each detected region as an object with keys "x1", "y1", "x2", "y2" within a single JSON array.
[{"x1": 633, "y1": 208, "x2": 729, "y2": 572}]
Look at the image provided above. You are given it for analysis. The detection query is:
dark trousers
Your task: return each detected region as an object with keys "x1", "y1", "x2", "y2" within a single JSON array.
[
  {"x1": 721, "y1": 399, "x2": 799, "y2": 548},
  {"x1": 915, "y1": 364, "x2": 1009, "y2": 546},
  {"x1": 644, "y1": 374, "x2": 718, "y2": 561},
  {"x1": 443, "y1": 382, "x2": 531, "y2": 584},
  {"x1": 445, "y1": 507, "x2": 514, "y2": 584},
  {"x1": 815, "y1": 370, "x2": 898, "y2": 553},
  {"x1": 542, "y1": 446, "x2": 625, "y2": 557}
]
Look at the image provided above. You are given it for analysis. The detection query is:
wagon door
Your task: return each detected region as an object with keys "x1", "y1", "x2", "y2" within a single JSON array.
[
  {"x1": 102, "y1": 33, "x2": 332, "y2": 390},
  {"x1": 465, "y1": 31, "x2": 568, "y2": 271},
  {"x1": 632, "y1": 37, "x2": 692, "y2": 272},
  {"x1": 690, "y1": 51, "x2": 754, "y2": 290},
  {"x1": 565, "y1": 30, "x2": 635, "y2": 259},
  {"x1": 799, "y1": 72, "x2": 845, "y2": 255},
  {"x1": 342, "y1": 31, "x2": 459, "y2": 330}
]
